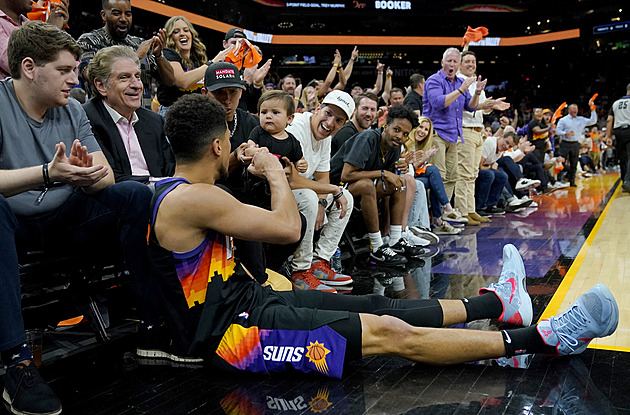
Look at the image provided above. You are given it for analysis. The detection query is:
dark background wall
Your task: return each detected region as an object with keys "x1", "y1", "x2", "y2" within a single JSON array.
[{"x1": 67, "y1": 1, "x2": 629, "y2": 119}]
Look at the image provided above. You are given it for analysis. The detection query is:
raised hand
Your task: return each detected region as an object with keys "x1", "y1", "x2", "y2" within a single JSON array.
[
  {"x1": 68, "y1": 139, "x2": 93, "y2": 168},
  {"x1": 48, "y1": 141, "x2": 108, "y2": 187},
  {"x1": 333, "y1": 49, "x2": 342, "y2": 66},
  {"x1": 253, "y1": 59, "x2": 272, "y2": 85},
  {"x1": 151, "y1": 28, "x2": 168, "y2": 56},
  {"x1": 350, "y1": 46, "x2": 359, "y2": 61},
  {"x1": 211, "y1": 44, "x2": 236, "y2": 63},
  {"x1": 136, "y1": 39, "x2": 152, "y2": 59},
  {"x1": 461, "y1": 76, "x2": 475, "y2": 91},
  {"x1": 46, "y1": 0, "x2": 69, "y2": 30},
  {"x1": 492, "y1": 97, "x2": 511, "y2": 111},
  {"x1": 475, "y1": 75, "x2": 488, "y2": 93}
]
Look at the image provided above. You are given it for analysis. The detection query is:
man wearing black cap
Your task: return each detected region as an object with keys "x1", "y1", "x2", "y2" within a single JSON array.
[
  {"x1": 224, "y1": 27, "x2": 246, "y2": 49},
  {"x1": 202, "y1": 61, "x2": 305, "y2": 279},
  {"x1": 202, "y1": 62, "x2": 259, "y2": 185}
]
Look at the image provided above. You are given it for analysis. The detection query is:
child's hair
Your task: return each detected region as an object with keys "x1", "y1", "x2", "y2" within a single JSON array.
[{"x1": 258, "y1": 90, "x2": 295, "y2": 116}]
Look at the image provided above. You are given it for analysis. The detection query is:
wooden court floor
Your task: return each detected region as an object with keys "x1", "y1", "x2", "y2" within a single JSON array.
[{"x1": 540, "y1": 179, "x2": 630, "y2": 352}]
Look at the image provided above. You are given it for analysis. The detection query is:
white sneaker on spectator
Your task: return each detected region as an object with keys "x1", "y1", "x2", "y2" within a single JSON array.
[
  {"x1": 555, "y1": 181, "x2": 570, "y2": 188},
  {"x1": 402, "y1": 229, "x2": 430, "y2": 247},
  {"x1": 515, "y1": 178, "x2": 541, "y2": 191},
  {"x1": 409, "y1": 226, "x2": 440, "y2": 245},
  {"x1": 508, "y1": 196, "x2": 532, "y2": 208},
  {"x1": 441, "y1": 210, "x2": 469, "y2": 224},
  {"x1": 520, "y1": 195, "x2": 538, "y2": 208},
  {"x1": 433, "y1": 222, "x2": 461, "y2": 235}
]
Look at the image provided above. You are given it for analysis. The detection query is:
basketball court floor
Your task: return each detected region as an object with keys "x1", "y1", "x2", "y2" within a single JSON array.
[{"x1": 2, "y1": 172, "x2": 628, "y2": 414}]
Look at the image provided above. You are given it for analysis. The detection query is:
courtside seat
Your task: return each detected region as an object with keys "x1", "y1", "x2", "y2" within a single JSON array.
[{"x1": 18, "y1": 241, "x2": 128, "y2": 343}]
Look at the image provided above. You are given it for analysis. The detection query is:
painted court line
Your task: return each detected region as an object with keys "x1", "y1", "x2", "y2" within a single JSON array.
[{"x1": 538, "y1": 184, "x2": 625, "y2": 352}]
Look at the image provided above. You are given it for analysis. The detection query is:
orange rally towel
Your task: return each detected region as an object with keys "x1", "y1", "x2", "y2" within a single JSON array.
[
  {"x1": 551, "y1": 102, "x2": 566, "y2": 125},
  {"x1": 589, "y1": 93, "x2": 598, "y2": 111},
  {"x1": 461, "y1": 26, "x2": 489, "y2": 47},
  {"x1": 27, "y1": 1, "x2": 67, "y2": 27},
  {"x1": 224, "y1": 38, "x2": 262, "y2": 70},
  {"x1": 554, "y1": 160, "x2": 564, "y2": 175},
  {"x1": 415, "y1": 163, "x2": 432, "y2": 176}
]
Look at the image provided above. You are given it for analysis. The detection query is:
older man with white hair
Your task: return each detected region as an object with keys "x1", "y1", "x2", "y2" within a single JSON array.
[
  {"x1": 423, "y1": 47, "x2": 486, "y2": 212},
  {"x1": 556, "y1": 103, "x2": 598, "y2": 187}
]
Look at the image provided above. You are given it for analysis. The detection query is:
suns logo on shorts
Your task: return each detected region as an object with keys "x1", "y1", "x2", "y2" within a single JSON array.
[{"x1": 305, "y1": 341, "x2": 330, "y2": 375}]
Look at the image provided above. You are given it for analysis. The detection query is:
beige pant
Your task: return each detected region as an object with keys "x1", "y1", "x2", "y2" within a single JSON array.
[
  {"x1": 590, "y1": 151, "x2": 601, "y2": 169},
  {"x1": 432, "y1": 133, "x2": 459, "y2": 202},
  {"x1": 455, "y1": 128, "x2": 483, "y2": 215}
]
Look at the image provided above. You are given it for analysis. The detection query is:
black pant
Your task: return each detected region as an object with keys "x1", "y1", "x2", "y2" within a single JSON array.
[
  {"x1": 519, "y1": 152, "x2": 548, "y2": 190},
  {"x1": 531, "y1": 139, "x2": 548, "y2": 165},
  {"x1": 614, "y1": 127, "x2": 630, "y2": 185},
  {"x1": 559, "y1": 141, "x2": 580, "y2": 184}
]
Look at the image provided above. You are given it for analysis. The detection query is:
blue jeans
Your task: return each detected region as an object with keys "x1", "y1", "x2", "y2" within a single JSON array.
[
  {"x1": 408, "y1": 179, "x2": 430, "y2": 229},
  {"x1": 0, "y1": 181, "x2": 155, "y2": 352},
  {"x1": 416, "y1": 165, "x2": 450, "y2": 218},
  {"x1": 475, "y1": 169, "x2": 508, "y2": 210},
  {"x1": 497, "y1": 156, "x2": 524, "y2": 196}
]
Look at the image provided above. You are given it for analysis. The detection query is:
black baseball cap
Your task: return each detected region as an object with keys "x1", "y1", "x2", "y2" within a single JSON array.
[
  {"x1": 204, "y1": 62, "x2": 247, "y2": 91},
  {"x1": 225, "y1": 28, "x2": 246, "y2": 41}
]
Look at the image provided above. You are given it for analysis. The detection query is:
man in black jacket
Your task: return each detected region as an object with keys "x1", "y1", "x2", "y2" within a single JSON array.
[{"x1": 83, "y1": 45, "x2": 175, "y2": 183}]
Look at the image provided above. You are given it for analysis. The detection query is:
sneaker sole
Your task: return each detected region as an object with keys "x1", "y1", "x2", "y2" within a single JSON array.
[
  {"x1": 433, "y1": 230, "x2": 461, "y2": 235},
  {"x1": 315, "y1": 278, "x2": 354, "y2": 286},
  {"x1": 3, "y1": 389, "x2": 63, "y2": 415},
  {"x1": 369, "y1": 257, "x2": 407, "y2": 266},
  {"x1": 291, "y1": 281, "x2": 337, "y2": 293},
  {"x1": 509, "y1": 199, "x2": 533, "y2": 209},
  {"x1": 409, "y1": 227, "x2": 439, "y2": 244},
  {"x1": 442, "y1": 215, "x2": 469, "y2": 224},
  {"x1": 136, "y1": 348, "x2": 204, "y2": 363}
]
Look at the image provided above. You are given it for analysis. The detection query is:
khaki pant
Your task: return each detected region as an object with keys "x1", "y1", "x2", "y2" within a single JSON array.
[
  {"x1": 432, "y1": 133, "x2": 458, "y2": 202},
  {"x1": 455, "y1": 129, "x2": 483, "y2": 215},
  {"x1": 590, "y1": 151, "x2": 601, "y2": 169}
]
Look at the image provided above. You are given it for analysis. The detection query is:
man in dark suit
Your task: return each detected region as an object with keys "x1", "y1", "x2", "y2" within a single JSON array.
[{"x1": 83, "y1": 45, "x2": 174, "y2": 183}]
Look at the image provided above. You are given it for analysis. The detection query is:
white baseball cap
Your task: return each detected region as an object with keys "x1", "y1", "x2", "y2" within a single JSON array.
[{"x1": 321, "y1": 90, "x2": 355, "y2": 120}]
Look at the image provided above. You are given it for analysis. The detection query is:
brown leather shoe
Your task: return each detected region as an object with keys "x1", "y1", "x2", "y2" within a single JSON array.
[
  {"x1": 469, "y1": 211, "x2": 490, "y2": 223},
  {"x1": 464, "y1": 215, "x2": 480, "y2": 226}
]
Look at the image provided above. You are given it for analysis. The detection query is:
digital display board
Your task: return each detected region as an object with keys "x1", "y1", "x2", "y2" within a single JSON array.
[{"x1": 593, "y1": 21, "x2": 630, "y2": 35}]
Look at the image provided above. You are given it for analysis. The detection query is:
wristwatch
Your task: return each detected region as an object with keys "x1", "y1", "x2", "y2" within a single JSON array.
[{"x1": 319, "y1": 198, "x2": 328, "y2": 208}]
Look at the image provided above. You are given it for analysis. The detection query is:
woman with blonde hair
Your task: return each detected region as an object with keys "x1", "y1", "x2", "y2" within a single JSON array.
[
  {"x1": 157, "y1": 16, "x2": 231, "y2": 115},
  {"x1": 404, "y1": 116, "x2": 466, "y2": 235}
]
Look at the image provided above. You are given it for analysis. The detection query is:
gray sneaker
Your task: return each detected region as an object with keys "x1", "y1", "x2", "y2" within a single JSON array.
[
  {"x1": 537, "y1": 283, "x2": 619, "y2": 355},
  {"x1": 479, "y1": 244, "x2": 532, "y2": 326}
]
